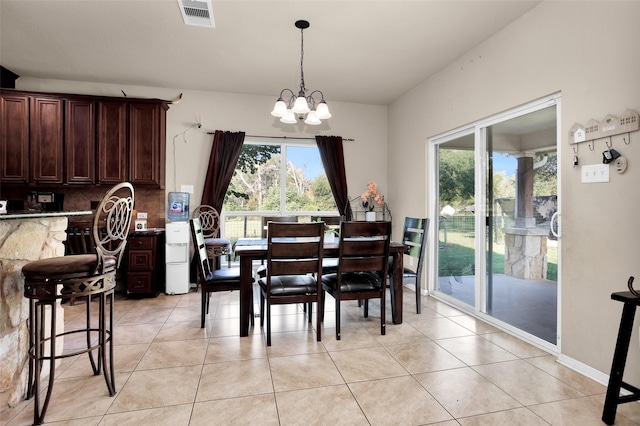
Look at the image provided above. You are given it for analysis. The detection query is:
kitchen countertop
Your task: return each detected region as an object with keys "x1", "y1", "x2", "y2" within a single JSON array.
[
  {"x1": 0, "y1": 210, "x2": 93, "y2": 220},
  {"x1": 131, "y1": 228, "x2": 165, "y2": 236}
]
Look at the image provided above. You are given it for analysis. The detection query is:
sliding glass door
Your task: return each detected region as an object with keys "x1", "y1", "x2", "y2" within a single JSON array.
[
  {"x1": 430, "y1": 95, "x2": 560, "y2": 347},
  {"x1": 435, "y1": 132, "x2": 476, "y2": 307}
]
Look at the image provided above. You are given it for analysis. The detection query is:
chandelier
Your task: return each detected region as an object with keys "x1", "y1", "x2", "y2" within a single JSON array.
[{"x1": 270, "y1": 20, "x2": 331, "y2": 125}]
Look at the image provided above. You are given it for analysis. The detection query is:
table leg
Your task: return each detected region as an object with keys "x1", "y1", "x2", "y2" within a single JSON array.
[
  {"x1": 391, "y1": 251, "x2": 403, "y2": 324},
  {"x1": 603, "y1": 301, "x2": 637, "y2": 425},
  {"x1": 239, "y1": 256, "x2": 253, "y2": 337}
]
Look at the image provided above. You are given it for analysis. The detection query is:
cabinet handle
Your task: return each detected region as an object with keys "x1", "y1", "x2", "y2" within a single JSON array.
[{"x1": 137, "y1": 240, "x2": 143, "y2": 245}]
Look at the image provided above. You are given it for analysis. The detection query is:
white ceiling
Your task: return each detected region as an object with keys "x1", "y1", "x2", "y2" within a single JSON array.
[{"x1": 0, "y1": 0, "x2": 541, "y2": 106}]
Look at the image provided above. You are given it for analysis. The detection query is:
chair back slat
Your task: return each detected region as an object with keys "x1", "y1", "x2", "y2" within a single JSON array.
[
  {"x1": 261, "y1": 216, "x2": 298, "y2": 238},
  {"x1": 401, "y1": 217, "x2": 430, "y2": 272},
  {"x1": 266, "y1": 222, "x2": 323, "y2": 278},
  {"x1": 337, "y1": 221, "x2": 391, "y2": 278},
  {"x1": 311, "y1": 215, "x2": 344, "y2": 235}
]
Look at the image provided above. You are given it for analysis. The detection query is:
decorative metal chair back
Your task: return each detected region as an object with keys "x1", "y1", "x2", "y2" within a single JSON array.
[
  {"x1": 192, "y1": 205, "x2": 221, "y2": 239},
  {"x1": 92, "y1": 182, "x2": 134, "y2": 273}
]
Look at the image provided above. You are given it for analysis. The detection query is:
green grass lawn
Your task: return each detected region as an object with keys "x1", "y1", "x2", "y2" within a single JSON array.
[{"x1": 439, "y1": 217, "x2": 558, "y2": 282}]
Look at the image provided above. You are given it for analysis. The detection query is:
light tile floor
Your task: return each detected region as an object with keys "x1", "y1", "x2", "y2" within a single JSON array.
[{"x1": 4, "y1": 287, "x2": 640, "y2": 425}]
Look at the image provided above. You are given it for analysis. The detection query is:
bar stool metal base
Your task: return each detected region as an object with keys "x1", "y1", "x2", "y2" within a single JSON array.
[{"x1": 24, "y1": 274, "x2": 117, "y2": 425}]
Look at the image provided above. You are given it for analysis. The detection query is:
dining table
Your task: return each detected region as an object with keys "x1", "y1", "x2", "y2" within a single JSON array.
[{"x1": 234, "y1": 237, "x2": 409, "y2": 337}]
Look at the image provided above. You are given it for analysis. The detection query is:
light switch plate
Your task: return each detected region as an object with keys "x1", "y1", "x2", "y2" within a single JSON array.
[
  {"x1": 181, "y1": 185, "x2": 194, "y2": 194},
  {"x1": 581, "y1": 164, "x2": 609, "y2": 183}
]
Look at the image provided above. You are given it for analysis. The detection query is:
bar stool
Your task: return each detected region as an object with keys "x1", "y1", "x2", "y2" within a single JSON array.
[
  {"x1": 22, "y1": 182, "x2": 134, "y2": 425},
  {"x1": 602, "y1": 277, "x2": 640, "y2": 425}
]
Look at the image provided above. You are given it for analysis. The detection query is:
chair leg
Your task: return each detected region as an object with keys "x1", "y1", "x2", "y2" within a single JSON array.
[
  {"x1": 364, "y1": 299, "x2": 369, "y2": 318},
  {"x1": 389, "y1": 277, "x2": 396, "y2": 322},
  {"x1": 201, "y1": 289, "x2": 206, "y2": 328},
  {"x1": 415, "y1": 277, "x2": 422, "y2": 314},
  {"x1": 99, "y1": 291, "x2": 116, "y2": 396},
  {"x1": 381, "y1": 288, "x2": 386, "y2": 336},
  {"x1": 33, "y1": 300, "x2": 57, "y2": 425},
  {"x1": 316, "y1": 296, "x2": 322, "y2": 342},
  {"x1": 335, "y1": 298, "x2": 341, "y2": 341},
  {"x1": 260, "y1": 290, "x2": 265, "y2": 327},
  {"x1": 86, "y1": 294, "x2": 98, "y2": 374},
  {"x1": 266, "y1": 300, "x2": 272, "y2": 346},
  {"x1": 307, "y1": 302, "x2": 312, "y2": 323},
  {"x1": 250, "y1": 286, "x2": 255, "y2": 327}
]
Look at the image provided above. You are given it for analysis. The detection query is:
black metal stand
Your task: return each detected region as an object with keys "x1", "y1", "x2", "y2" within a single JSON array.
[{"x1": 602, "y1": 291, "x2": 640, "y2": 425}]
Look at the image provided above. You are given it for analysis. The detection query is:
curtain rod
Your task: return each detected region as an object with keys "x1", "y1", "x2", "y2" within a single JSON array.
[{"x1": 206, "y1": 132, "x2": 354, "y2": 142}]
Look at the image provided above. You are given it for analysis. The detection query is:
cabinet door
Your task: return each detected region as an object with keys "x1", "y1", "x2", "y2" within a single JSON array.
[
  {"x1": 0, "y1": 94, "x2": 29, "y2": 183},
  {"x1": 97, "y1": 101, "x2": 127, "y2": 184},
  {"x1": 30, "y1": 97, "x2": 63, "y2": 183},
  {"x1": 65, "y1": 98, "x2": 96, "y2": 184},
  {"x1": 129, "y1": 102, "x2": 166, "y2": 188}
]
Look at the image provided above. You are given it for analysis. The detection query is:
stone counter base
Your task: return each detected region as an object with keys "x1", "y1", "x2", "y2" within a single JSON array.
[{"x1": 0, "y1": 217, "x2": 67, "y2": 412}]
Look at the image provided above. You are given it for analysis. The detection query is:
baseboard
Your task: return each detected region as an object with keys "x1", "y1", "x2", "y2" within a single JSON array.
[{"x1": 556, "y1": 353, "x2": 610, "y2": 387}]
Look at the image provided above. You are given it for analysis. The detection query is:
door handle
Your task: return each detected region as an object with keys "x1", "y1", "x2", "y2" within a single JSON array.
[{"x1": 550, "y1": 212, "x2": 560, "y2": 238}]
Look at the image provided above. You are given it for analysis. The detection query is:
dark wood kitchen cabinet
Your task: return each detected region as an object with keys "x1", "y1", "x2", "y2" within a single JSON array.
[
  {"x1": 0, "y1": 93, "x2": 29, "y2": 183},
  {"x1": 125, "y1": 231, "x2": 166, "y2": 297},
  {"x1": 97, "y1": 100, "x2": 128, "y2": 185},
  {"x1": 65, "y1": 98, "x2": 96, "y2": 184},
  {"x1": 129, "y1": 102, "x2": 167, "y2": 188},
  {"x1": 30, "y1": 96, "x2": 63, "y2": 184},
  {"x1": 0, "y1": 89, "x2": 168, "y2": 189}
]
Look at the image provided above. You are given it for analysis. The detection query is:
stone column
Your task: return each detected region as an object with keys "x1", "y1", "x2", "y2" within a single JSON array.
[
  {"x1": 515, "y1": 152, "x2": 536, "y2": 228},
  {"x1": 0, "y1": 217, "x2": 67, "y2": 411},
  {"x1": 504, "y1": 226, "x2": 549, "y2": 279}
]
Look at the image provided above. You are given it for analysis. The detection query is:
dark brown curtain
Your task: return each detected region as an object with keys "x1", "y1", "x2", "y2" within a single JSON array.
[
  {"x1": 316, "y1": 135, "x2": 353, "y2": 221},
  {"x1": 201, "y1": 130, "x2": 246, "y2": 213}
]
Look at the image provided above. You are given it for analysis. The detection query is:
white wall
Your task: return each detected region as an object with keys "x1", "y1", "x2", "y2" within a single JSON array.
[
  {"x1": 388, "y1": 1, "x2": 640, "y2": 381},
  {"x1": 15, "y1": 78, "x2": 388, "y2": 217}
]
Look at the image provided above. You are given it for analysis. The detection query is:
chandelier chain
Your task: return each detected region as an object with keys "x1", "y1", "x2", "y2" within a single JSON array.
[{"x1": 299, "y1": 27, "x2": 305, "y2": 95}]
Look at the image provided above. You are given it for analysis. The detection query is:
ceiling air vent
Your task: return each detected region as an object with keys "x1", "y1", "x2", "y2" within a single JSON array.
[{"x1": 177, "y1": 0, "x2": 215, "y2": 28}]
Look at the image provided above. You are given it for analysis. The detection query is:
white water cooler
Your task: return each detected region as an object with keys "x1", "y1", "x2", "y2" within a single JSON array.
[{"x1": 165, "y1": 221, "x2": 190, "y2": 294}]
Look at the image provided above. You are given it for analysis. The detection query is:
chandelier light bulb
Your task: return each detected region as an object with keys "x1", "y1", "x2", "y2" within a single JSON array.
[
  {"x1": 292, "y1": 96, "x2": 310, "y2": 114},
  {"x1": 304, "y1": 110, "x2": 321, "y2": 125},
  {"x1": 280, "y1": 110, "x2": 297, "y2": 124},
  {"x1": 271, "y1": 99, "x2": 288, "y2": 117},
  {"x1": 315, "y1": 101, "x2": 331, "y2": 119}
]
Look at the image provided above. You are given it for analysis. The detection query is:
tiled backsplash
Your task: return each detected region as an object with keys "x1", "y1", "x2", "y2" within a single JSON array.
[{"x1": 0, "y1": 186, "x2": 167, "y2": 229}]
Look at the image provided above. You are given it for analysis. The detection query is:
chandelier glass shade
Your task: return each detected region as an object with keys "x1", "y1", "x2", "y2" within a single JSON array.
[{"x1": 271, "y1": 20, "x2": 331, "y2": 125}]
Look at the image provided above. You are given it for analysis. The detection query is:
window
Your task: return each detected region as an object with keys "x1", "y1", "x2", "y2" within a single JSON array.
[{"x1": 222, "y1": 138, "x2": 337, "y2": 239}]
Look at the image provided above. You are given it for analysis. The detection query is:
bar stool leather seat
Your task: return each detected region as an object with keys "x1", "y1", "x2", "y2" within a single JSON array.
[{"x1": 23, "y1": 254, "x2": 117, "y2": 278}]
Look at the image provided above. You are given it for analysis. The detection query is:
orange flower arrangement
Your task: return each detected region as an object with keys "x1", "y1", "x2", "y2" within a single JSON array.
[{"x1": 361, "y1": 181, "x2": 385, "y2": 211}]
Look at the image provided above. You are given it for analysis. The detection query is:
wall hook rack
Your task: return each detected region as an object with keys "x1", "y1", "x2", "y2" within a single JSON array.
[{"x1": 569, "y1": 109, "x2": 638, "y2": 146}]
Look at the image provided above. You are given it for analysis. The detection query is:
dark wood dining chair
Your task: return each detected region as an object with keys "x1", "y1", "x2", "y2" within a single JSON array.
[
  {"x1": 261, "y1": 215, "x2": 299, "y2": 238},
  {"x1": 190, "y1": 217, "x2": 253, "y2": 329},
  {"x1": 256, "y1": 215, "x2": 299, "y2": 278},
  {"x1": 389, "y1": 217, "x2": 429, "y2": 314},
  {"x1": 321, "y1": 221, "x2": 391, "y2": 340},
  {"x1": 311, "y1": 215, "x2": 344, "y2": 275},
  {"x1": 258, "y1": 222, "x2": 324, "y2": 346}
]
